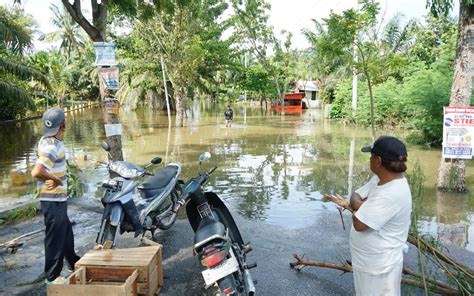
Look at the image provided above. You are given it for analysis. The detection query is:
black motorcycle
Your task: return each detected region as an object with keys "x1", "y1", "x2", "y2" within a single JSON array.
[
  {"x1": 174, "y1": 152, "x2": 256, "y2": 295},
  {"x1": 96, "y1": 141, "x2": 181, "y2": 248}
]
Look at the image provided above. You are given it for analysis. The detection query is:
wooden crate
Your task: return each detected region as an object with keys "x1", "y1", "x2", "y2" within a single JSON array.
[
  {"x1": 47, "y1": 266, "x2": 138, "y2": 296},
  {"x1": 75, "y1": 245, "x2": 163, "y2": 296}
]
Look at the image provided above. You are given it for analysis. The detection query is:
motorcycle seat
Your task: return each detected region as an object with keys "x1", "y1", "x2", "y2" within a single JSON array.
[
  {"x1": 194, "y1": 217, "x2": 226, "y2": 247},
  {"x1": 138, "y1": 165, "x2": 178, "y2": 199}
]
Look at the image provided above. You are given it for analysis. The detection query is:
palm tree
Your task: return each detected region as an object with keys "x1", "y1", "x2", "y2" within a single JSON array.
[
  {"x1": 0, "y1": 6, "x2": 49, "y2": 120},
  {"x1": 39, "y1": 4, "x2": 87, "y2": 62}
]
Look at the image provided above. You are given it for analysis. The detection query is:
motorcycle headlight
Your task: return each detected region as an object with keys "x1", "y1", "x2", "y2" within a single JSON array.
[{"x1": 109, "y1": 162, "x2": 141, "y2": 178}]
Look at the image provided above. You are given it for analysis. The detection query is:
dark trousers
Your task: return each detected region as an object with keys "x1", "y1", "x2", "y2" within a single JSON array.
[{"x1": 41, "y1": 201, "x2": 80, "y2": 281}]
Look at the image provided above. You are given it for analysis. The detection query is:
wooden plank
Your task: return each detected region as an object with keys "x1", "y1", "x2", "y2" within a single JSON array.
[
  {"x1": 75, "y1": 265, "x2": 149, "y2": 283},
  {"x1": 48, "y1": 284, "x2": 128, "y2": 296},
  {"x1": 147, "y1": 266, "x2": 158, "y2": 296},
  {"x1": 85, "y1": 266, "x2": 136, "y2": 282},
  {"x1": 47, "y1": 267, "x2": 138, "y2": 296}
]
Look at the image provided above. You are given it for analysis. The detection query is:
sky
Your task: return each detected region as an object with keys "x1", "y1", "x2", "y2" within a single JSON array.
[{"x1": 0, "y1": 0, "x2": 460, "y2": 51}]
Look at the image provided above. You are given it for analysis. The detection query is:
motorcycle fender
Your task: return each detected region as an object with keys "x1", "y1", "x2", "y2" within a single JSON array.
[
  {"x1": 186, "y1": 192, "x2": 244, "y2": 246},
  {"x1": 109, "y1": 203, "x2": 123, "y2": 227}
]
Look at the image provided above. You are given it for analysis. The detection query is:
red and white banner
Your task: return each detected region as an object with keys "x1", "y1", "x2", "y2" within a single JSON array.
[{"x1": 442, "y1": 106, "x2": 474, "y2": 159}]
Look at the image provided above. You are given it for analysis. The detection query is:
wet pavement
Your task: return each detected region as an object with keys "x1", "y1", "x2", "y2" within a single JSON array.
[
  {"x1": 1, "y1": 197, "x2": 353, "y2": 296},
  {"x1": 2, "y1": 197, "x2": 473, "y2": 296}
]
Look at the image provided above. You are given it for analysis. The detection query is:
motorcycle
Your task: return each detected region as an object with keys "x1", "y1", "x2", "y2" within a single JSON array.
[
  {"x1": 95, "y1": 141, "x2": 181, "y2": 248},
  {"x1": 174, "y1": 152, "x2": 256, "y2": 295}
]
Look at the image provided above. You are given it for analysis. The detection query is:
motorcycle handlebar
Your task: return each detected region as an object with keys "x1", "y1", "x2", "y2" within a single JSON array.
[{"x1": 208, "y1": 166, "x2": 218, "y2": 175}]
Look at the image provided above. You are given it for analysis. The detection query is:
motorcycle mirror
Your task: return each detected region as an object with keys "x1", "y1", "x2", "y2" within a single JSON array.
[
  {"x1": 150, "y1": 157, "x2": 162, "y2": 164},
  {"x1": 101, "y1": 141, "x2": 111, "y2": 152},
  {"x1": 198, "y1": 152, "x2": 211, "y2": 163}
]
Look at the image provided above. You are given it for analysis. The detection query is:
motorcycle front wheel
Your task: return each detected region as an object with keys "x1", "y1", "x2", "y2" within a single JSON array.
[
  {"x1": 156, "y1": 190, "x2": 179, "y2": 230},
  {"x1": 100, "y1": 221, "x2": 117, "y2": 247}
]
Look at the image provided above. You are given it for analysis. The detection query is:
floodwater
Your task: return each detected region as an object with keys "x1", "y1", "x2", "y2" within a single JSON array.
[{"x1": 1, "y1": 101, "x2": 473, "y2": 252}]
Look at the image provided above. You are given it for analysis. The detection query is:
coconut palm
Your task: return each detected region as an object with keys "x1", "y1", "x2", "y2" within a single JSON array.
[
  {"x1": 39, "y1": 4, "x2": 87, "y2": 62},
  {"x1": 0, "y1": 6, "x2": 49, "y2": 120}
]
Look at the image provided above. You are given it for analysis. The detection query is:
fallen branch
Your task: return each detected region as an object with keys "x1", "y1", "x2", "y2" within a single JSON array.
[
  {"x1": 406, "y1": 235, "x2": 474, "y2": 279},
  {"x1": 290, "y1": 254, "x2": 459, "y2": 295},
  {"x1": 324, "y1": 193, "x2": 474, "y2": 279},
  {"x1": 0, "y1": 228, "x2": 44, "y2": 252}
]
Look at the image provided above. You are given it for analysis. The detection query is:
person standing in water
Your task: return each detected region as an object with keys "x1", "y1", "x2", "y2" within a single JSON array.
[{"x1": 224, "y1": 105, "x2": 234, "y2": 128}]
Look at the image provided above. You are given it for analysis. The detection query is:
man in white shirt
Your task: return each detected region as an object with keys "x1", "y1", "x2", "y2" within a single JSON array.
[{"x1": 350, "y1": 136, "x2": 412, "y2": 296}]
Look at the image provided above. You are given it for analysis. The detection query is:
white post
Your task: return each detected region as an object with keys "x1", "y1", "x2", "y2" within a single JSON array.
[
  {"x1": 161, "y1": 55, "x2": 172, "y2": 127},
  {"x1": 351, "y1": 0, "x2": 358, "y2": 117},
  {"x1": 348, "y1": 137, "x2": 355, "y2": 195},
  {"x1": 244, "y1": 52, "x2": 248, "y2": 103}
]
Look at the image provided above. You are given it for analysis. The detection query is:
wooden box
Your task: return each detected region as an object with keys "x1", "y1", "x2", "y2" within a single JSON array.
[
  {"x1": 47, "y1": 266, "x2": 138, "y2": 296},
  {"x1": 75, "y1": 245, "x2": 163, "y2": 296}
]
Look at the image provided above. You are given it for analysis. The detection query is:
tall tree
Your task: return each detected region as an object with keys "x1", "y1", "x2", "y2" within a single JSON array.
[
  {"x1": 131, "y1": 0, "x2": 230, "y2": 127},
  {"x1": 431, "y1": 0, "x2": 474, "y2": 192},
  {"x1": 231, "y1": 0, "x2": 293, "y2": 115},
  {"x1": 39, "y1": 4, "x2": 87, "y2": 62},
  {"x1": 60, "y1": 0, "x2": 137, "y2": 160},
  {"x1": 0, "y1": 6, "x2": 49, "y2": 120}
]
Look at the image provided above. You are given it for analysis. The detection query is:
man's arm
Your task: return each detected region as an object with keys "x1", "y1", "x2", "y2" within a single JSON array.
[
  {"x1": 350, "y1": 192, "x2": 369, "y2": 232},
  {"x1": 31, "y1": 163, "x2": 63, "y2": 189},
  {"x1": 352, "y1": 214, "x2": 369, "y2": 232},
  {"x1": 350, "y1": 192, "x2": 365, "y2": 211}
]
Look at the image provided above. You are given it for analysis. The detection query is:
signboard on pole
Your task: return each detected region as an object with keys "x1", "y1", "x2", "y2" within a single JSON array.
[
  {"x1": 442, "y1": 106, "x2": 474, "y2": 159},
  {"x1": 99, "y1": 67, "x2": 119, "y2": 90},
  {"x1": 93, "y1": 42, "x2": 117, "y2": 66}
]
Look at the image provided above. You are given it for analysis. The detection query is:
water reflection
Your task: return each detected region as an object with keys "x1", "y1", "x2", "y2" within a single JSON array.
[{"x1": 0, "y1": 104, "x2": 473, "y2": 252}]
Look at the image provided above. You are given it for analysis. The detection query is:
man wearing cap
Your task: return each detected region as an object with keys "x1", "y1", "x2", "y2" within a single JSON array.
[
  {"x1": 31, "y1": 108, "x2": 80, "y2": 284},
  {"x1": 349, "y1": 136, "x2": 412, "y2": 296}
]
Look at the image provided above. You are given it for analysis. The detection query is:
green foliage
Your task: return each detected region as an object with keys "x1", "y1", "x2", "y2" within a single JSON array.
[
  {"x1": 405, "y1": 160, "x2": 425, "y2": 233},
  {"x1": 66, "y1": 161, "x2": 86, "y2": 198},
  {"x1": 0, "y1": 6, "x2": 50, "y2": 121},
  {"x1": 39, "y1": 4, "x2": 87, "y2": 62},
  {"x1": 0, "y1": 204, "x2": 38, "y2": 225}
]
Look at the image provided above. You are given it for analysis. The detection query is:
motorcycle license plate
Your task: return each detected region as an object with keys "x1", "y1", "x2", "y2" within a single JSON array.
[{"x1": 201, "y1": 251, "x2": 239, "y2": 286}]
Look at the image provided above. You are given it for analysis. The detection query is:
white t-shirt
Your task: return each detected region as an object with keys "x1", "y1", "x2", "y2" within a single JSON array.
[{"x1": 350, "y1": 175, "x2": 412, "y2": 275}]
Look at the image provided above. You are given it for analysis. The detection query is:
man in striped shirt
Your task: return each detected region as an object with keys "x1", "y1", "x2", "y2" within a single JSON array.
[{"x1": 31, "y1": 108, "x2": 80, "y2": 284}]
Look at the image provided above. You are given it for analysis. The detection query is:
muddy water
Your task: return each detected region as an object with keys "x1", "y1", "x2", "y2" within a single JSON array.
[{"x1": 1, "y1": 102, "x2": 473, "y2": 252}]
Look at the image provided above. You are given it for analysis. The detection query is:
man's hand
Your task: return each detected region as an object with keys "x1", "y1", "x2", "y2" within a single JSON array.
[{"x1": 45, "y1": 178, "x2": 63, "y2": 190}]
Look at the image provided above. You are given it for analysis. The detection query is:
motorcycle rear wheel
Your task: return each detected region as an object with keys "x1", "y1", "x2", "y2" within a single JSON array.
[
  {"x1": 217, "y1": 273, "x2": 239, "y2": 296},
  {"x1": 156, "y1": 191, "x2": 178, "y2": 230}
]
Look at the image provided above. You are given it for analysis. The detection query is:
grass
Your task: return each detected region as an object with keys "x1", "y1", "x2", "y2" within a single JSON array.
[{"x1": 0, "y1": 204, "x2": 39, "y2": 225}]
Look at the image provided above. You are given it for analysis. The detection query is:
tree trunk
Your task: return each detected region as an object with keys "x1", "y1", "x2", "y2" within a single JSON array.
[
  {"x1": 437, "y1": 4, "x2": 474, "y2": 192},
  {"x1": 62, "y1": 0, "x2": 123, "y2": 161}
]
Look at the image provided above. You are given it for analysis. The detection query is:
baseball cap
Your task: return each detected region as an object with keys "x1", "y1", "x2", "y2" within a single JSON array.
[
  {"x1": 42, "y1": 108, "x2": 65, "y2": 137},
  {"x1": 361, "y1": 135, "x2": 407, "y2": 161}
]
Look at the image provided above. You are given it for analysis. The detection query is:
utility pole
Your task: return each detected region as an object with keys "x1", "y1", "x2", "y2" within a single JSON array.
[
  {"x1": 351, "y1": 0, "x2": 359, "y2": 117},
  {"x1": 244, "y1": 52, "x2": 248, "y2": 103},
  {"x1": 161, "y1": 55, "x2": 171, "y2": 127}
]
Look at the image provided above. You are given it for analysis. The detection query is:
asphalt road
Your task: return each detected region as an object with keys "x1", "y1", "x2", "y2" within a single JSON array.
[{"x1": 1, "y1": 198, "x2": 473, "y2": 296}]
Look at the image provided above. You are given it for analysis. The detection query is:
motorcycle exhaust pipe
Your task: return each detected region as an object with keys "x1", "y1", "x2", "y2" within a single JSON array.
[{"x1": 243, "y1": 269, "x2": 256, "y2": 296}]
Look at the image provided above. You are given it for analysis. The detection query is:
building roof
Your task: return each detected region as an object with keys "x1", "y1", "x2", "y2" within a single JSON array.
[{"x1": 294, "y1": 80, "x2": 318, "y2": 92}]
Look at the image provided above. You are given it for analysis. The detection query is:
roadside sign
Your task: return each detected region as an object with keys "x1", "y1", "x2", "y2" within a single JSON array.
[
  {"x1": 99, "y1": 67, "x2": 119, "y2": 90},
  {"x1": 442, "y1": 106, "x2": 474, "y2": 159},
  {"x1": 93, "y1": 42, "x2": 117, "y2": 66}
]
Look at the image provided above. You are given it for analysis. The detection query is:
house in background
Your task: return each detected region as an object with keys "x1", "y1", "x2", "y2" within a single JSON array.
[{"x1": 289, "y1": 80, "x2": 321, "y2": 109}]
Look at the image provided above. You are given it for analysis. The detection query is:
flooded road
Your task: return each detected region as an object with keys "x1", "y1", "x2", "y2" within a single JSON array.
[{"x1": 1, "y1": 102, "x2": 473, "y2": 253}]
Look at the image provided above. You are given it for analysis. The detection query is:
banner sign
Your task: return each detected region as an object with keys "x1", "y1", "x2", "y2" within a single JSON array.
[
  {"x1": 104, "y1": 123, "x2": 122, "y2": 137},
  {"x1": 442, "y1": 106, "x2": 474, "y2": 159},
  {"x1": 104, "y1": 98, "x2": 120, "y2": 115},
  {"x1": 99, "y1": 67, "x2": 119, "y2": 90},
  {"x1": 93, "y1": 42, "x2": 117, "y2": 66}
]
